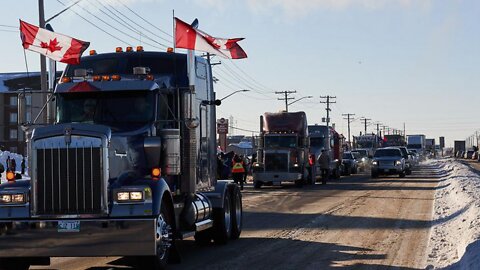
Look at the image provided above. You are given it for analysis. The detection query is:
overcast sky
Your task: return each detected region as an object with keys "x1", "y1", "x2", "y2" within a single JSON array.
[{"x1": 1, "y1": 0, "x2": 479, "y2": 147}]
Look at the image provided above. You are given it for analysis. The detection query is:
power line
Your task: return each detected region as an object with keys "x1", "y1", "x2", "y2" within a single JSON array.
[
  {"x1": 100, "y1": 0, "x2": 173, "y2": 45},
  {"x1": 118, "y1": 0, "x2": 173, "y2": 38},
  {"x1": 0, "y1": 24, "x2": 17, "y2": 28},
  {"x1": 57, "y1": 0, "x2": 166, "y2": 50},
  {"x1": 56, "y1": 0, "x2": 132, "y2": 45}
]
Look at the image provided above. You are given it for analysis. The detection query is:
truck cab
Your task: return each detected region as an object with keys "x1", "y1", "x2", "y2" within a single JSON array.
[
  {"x1": 0, "y1": 48, "x2": 243, "y2": 269},
  {"x1": 308, "y1": 125, "x2": 344, "y2": 179}
]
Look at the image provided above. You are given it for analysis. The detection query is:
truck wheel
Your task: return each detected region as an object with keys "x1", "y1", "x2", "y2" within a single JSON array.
[
  {"x1": 230, "y1": 185, "x2": 243, "y2": 240},
  {"x1": 406, "y1": 169, "x2": 412, "y2": 175},
  {"x1": 149, "y1": 203, "x2": 174, "y2": 269},
  {"x1": 213, "y1": 190, "x2": 232, "y2": 244},
  {"x1": 371, "y1": 171, "x2": 378, "y2": 178},
  {"x1": 399, "y1": 171, "x2": 406, "y2": 178},
  {"x1": 0, "y1": 259, "x2": 30, "y2": 270},
  {"x1": 253, "y1": 180, "x2": 262, "y2": 189}
]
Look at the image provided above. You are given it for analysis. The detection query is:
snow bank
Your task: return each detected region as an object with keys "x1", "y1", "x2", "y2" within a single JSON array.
[
  {"x1": 426, "y1": 158, "x2": 480, "y2": 269},
  {"x1": 0, "y1": 151, "x2": 26, "y2": 183}
]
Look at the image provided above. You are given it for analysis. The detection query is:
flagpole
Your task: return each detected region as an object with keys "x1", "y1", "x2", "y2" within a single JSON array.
[{"x1": 172, "y1": 9, "x2": 175, "y2": 52}]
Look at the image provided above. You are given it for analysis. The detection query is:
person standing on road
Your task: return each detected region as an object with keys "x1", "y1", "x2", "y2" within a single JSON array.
[
  {"x1": 10, "y1": 158, "x2": 16, "y2": 173},
  {"x1": 21, "y1": 158, "x2": 26, "y2": 175},
  {"x1": 318, "y1": 150, "x2": 330, "y2": 185},
  {"x1": 231, "y1": 154, "x2": 246, "y2": 190},
  {"x1": 5, "y1": 156, "x2": 10, "y2": 173}
]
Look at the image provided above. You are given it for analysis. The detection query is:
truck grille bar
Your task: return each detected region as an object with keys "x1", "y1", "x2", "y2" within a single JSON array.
[
  {"x1": 265, "y1": 153, "x2": 289, "y2": 172},
  {"x1": 36, "y1": 146, "x2": 102, "y2": 215}
]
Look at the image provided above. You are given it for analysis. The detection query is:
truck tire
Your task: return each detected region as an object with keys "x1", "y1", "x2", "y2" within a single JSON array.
[
  {"x1": 253, "y1": 180, "x2": 262, "y2": 189},
  {"x1": 0, "y1": 259, "x2": 30, "y2": 270},
  {"x1": 406, "y1": 168, "x2": 412, "y2": 175},
  {"x1": 399, "y1": 171, "x2": 406, "y2": 178},
  {"x1": 213, "y1": 190, "x2": 232, "y2": 244},
  {"x1": 371, "y1": 171, "x2": 378, "y2": 178},
  {"x1": 230, "y1": 185, "x2": 243, "y2": 240},
  {"x1": 145, "y1": 202, "x2": 174, "y2": 269}
]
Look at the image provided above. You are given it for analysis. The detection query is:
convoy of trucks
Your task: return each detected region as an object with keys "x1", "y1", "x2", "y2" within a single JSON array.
[
  {"x1": 0, "y1": 48, "x2": 243, "y2": 269},
  {"x1": 253, "y1": 111, "x2": 311, "y2": 188}
]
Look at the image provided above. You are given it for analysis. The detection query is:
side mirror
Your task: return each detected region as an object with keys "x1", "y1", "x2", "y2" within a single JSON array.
[{"x1": 214, "y1": 99, "x2": 221, "y2": 106}]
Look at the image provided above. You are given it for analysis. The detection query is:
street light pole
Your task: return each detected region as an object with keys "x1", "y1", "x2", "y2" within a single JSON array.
[
  {"x1": 219, "y1": 89, "x2": 250, "y2": 101},
  {"x1": 287, "y1": 95, "x2": 313, "y2": 107}
]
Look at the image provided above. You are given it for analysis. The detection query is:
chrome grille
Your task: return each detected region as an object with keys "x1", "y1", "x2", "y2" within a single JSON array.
[
  {"x1": 265, "y1": 153, "x2": 289, "y2": 172},
  {"x1": 36, "y1": 146, "x2": 102, "y2": 215}
]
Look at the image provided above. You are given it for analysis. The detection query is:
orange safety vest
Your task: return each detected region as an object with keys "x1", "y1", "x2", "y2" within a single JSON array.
[{"x1": 232, "y1": 161, "x2": 245, "y2": 173}]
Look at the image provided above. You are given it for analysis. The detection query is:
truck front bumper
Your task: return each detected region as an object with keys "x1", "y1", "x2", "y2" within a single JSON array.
[
  {"x1": 0, "y1": 218, "x2": 155, "y2": 257},
  {"x1": 253, "y1": 172, "x2": 302, "y2": 184}
]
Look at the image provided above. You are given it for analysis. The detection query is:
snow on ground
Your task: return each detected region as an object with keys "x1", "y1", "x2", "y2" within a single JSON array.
[
  {"x1": 426, "y1": 158, "x2": 480, "y2": 269},
  {"x1": 0, "y1": 150, "x2": 26, "y2": 184}
]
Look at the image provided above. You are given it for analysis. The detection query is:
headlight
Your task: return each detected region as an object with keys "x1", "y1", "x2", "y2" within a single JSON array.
[
  {"x1": 116, "y1": 190, "x2": 146, "y2": 203},
  {"x1": 293, "y1": 163, "x2": 299, "y2": 167},
  {"x1": 0, "y1": 193, "x2": 25, "y2": 204},
  {"x1": 395, "y1": 160, "x2": 402, "y2": 166},
  {"x1": 362, "y1": 158, "x2": 366, "y2": 162},
  {"x1": 372, "y1": 161, "x2": 378, "y2": 165}
]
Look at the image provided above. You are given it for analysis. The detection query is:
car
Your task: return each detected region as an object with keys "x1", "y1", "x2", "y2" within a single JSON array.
[
  {"x1": 352, "y1": 151, "x2": 367, "y2": 172},
  {"x1": 397, "y1": 146, "x2": 413, "y2": 175},
  {"x1": 342, "y1": 152, "x2": 358, "y2": 175},
  {"x1": 408, "y1": 150, "x2": 419, "y2": 166},
  {"x1": 371, "y1": 147, "x2": 406, "y2": 178}
]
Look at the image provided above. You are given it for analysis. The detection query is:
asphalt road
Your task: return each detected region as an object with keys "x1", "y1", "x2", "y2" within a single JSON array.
[{"x1": 33, "y1": 163, "x2": 443, "y2": 270}]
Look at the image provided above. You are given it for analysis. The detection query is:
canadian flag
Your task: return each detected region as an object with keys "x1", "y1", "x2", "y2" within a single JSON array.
[
  {"x1": 19, "y1": 20, "x2": 90, "y2": 65},
  {"x1": 175, "y1": 17, "x2": 247, "y2": 59}
]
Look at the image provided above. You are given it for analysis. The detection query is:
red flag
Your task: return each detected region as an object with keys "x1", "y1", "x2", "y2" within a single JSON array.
[
  {"x1": 175, "y1": 17, "x2": 247, "y2": 59},
  {"x1": 19, "y1": 20, "x2": 90, "y2": 65}
]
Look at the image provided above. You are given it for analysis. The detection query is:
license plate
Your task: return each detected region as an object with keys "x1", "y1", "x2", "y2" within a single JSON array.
[{"x1": 58, "y1": 220, "x2": 80, "y2": 232}]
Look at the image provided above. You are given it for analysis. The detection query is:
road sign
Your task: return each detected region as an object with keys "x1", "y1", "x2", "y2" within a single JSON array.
[{"x1": 217, "y1": 118, "x2": 229, "y2": 134}]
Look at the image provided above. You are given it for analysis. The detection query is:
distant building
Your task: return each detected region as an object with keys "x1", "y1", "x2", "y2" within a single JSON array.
[{"x1": 0, "y1": 72, "x2": 48, "y2": 155}]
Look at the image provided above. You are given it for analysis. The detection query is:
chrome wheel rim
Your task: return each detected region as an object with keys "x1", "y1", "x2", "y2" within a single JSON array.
[{"x1": 155, "y1": 214, "x2": 172, "y2": 260}]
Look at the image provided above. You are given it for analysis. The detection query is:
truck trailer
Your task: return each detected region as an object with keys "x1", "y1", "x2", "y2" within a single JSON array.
[
  {"x1": 0, "y1": 48, "x2": 243, "y2": 269},
  {"x1": 253, "y1": 111, "x2": 311, "y2": 188}
]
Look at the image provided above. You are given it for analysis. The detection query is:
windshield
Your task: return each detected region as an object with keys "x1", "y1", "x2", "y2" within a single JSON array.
[
  {"x1": 374, "y1": 149, "x2": 402, "y2": 157},
  {"x1": 56, "y1": 91, "x2": 155, "y2": 131},
  {"x1": 352, "y1": 152, "x2": 361, "y2": 159},
  {"x1": 407, "y1": 144, "x2": 422, "y2": 149},
  {"x1": 342, "y1": 153, "x2": 353, "y2": 159},
  {"x1": 264, "y1": 136, "x2": 297, "y2": 148},
  {"x1": 352, "y1": 149, "x2": 368, "y2": 157},
  {"x1": 310, "y1": 137, "x2": 327, "y2": 148},
  {"x1": 356, "y1": 141, "x2": 375, "y2": 148}
]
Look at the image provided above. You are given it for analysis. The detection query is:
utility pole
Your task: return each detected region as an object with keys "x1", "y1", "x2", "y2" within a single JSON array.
[
  {"x1": 381, "y1": 125, "x2": 387, "y2": 138},
  {"x1": 320, "y1": 95, "x2": 336, "y2": 152},
  {"x1": 275, "y1": 90, "x2": 296, "y2": 112},
  {"x1": 360, "y1": 117, "x2": 371, "y2": 135},
  {"x1": 342, "y1": 113, "x2": 355, "y2": 148},
  {"x1": 39, "y1": 0, "x2": 48, "y2": 123}
]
